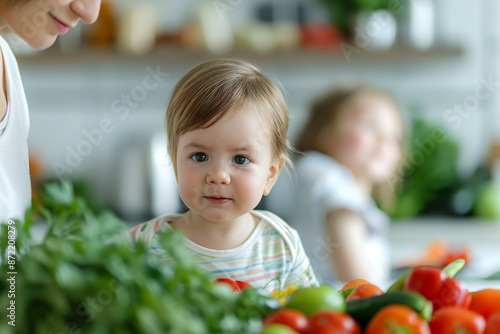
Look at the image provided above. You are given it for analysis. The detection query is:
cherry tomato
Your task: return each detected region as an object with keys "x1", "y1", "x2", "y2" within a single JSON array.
[
  {"x1": 345, "y1": 284, "x2": 383, "y2": 302},
  {"x1": 306, "y1": 311, "x2": 361, "y2": 334},
  {"x1": 339, "y1": 279, "x2": 371, "y2": 292},
  {"x1": 365, "y1": 304, "x2": 430, "y2": 334},
  {"x1": 213, "y1": 278, "x2": 240, "y2": 292},
  {"x1": 429, "y1": 306, "x2": 486, "y2": 334},
  {"x1": 235, "y1": 280, "x2": 252, "y2": 291},
  {"x1": 484, "y1": 312, "x2": 500, "y2": 334},
  {"x1": 263, "y1": 309, "x2": 308, "y2": 334},
  {"x1": 469, "y1": 289, "x2": 500, "y2": 320}
]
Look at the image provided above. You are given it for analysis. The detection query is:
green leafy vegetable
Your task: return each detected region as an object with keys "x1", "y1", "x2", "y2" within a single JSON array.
[
  {"x1": 0, "y1": 180, "x2": 276, "y2": 334},
  {"x1": 392, "y1": 118, "x2": 460, "y2": 218}
]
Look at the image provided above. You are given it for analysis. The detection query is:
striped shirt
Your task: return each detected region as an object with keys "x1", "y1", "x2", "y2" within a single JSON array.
[{"x1": 130, "y1": 210, "x2": 318, "y2": 293}]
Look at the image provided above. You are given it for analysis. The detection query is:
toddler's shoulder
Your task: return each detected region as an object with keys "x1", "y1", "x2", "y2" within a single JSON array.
[
  {"x1": 253, "y1": 210, "x2": 300, "y2": 254},
  {"x1": 129, "y1": 215, "x2": 176, "y2": 243}
]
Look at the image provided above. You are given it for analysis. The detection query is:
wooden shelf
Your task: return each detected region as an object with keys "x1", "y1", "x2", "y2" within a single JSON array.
[{"x1": 17, "y1": 44, "x2": 463, "y2": 66}]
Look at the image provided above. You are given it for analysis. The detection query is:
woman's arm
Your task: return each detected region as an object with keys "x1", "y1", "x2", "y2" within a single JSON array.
[
  {"x1": 325, "y1": 208, "x2": 370, "y2": 282},
  {"x1": 0, "y1": 48, "x2": 7, "y2": 122}
]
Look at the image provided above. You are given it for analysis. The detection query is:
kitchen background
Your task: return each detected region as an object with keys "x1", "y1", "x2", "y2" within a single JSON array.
[{"x1": 2, "y1": 0, "x2": 500, "y2": 277}]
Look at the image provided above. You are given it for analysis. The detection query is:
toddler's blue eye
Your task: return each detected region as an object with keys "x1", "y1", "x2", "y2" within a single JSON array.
[
  {"x1": 233, "y1": 155, "x2": 249, "y2": 165},
  {"x1": 191, "y1": 153, "x2": 208, "y2": 162}
]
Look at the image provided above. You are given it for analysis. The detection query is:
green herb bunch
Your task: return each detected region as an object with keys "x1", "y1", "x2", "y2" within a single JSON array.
[
  {"x1": 0, "y1": 181, "x2": 276, "y2": 334},
  {"x1": 317, "y1": 0, "x2": 394, "y2": 38}
]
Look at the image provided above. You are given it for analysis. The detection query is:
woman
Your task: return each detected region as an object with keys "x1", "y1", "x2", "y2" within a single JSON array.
[{"x1": 0, "y1": 0, "x2": 101, "y2": 223}]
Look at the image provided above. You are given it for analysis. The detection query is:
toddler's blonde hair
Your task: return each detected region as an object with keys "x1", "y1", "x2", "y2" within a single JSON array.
[{"x1": 166, "y1": 59, "x2": 290, "y2": 171}]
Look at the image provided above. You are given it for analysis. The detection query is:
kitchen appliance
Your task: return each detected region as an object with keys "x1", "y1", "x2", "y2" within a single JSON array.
[
  {"x1": 114, "y1": 132, "x2": 180, "y2": 221},
  {"x1": 149, "y1": 131, "x2": 181, "y2": 217}
]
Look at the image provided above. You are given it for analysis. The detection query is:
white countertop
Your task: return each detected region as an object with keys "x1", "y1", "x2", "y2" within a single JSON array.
[{"x1": 389, "y1": 217, "x2": 500, "y2": 283}]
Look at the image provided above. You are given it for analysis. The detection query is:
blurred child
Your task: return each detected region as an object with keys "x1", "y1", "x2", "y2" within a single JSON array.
[
  {"x1": 130, "y1": 59, "x2": 318, "y2": 292},
  {"x1": 290, "y1": 86, "x2": 404, "y2": 286}
]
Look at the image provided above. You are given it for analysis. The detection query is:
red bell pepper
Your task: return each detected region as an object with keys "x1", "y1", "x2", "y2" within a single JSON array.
[{"x1": 403, "y1": 265, "x2": 471, "y2": 311}]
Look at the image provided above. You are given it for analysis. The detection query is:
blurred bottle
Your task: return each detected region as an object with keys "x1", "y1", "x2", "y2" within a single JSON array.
[
  {"x1": 117, "y1": 2, "x2": 158, "y2": 55},
  {"x1": 353, "y1": 10, "x2": 397, "y2": 50},
  {"x1": 181, "y1": 1, "x2": 233, "y2": 54},
  {"x1": 233, "y1": 0, "x2": 301, "y2": 53},
  {"x1": 87, "y1": 0, "x2": 116, "y2": 48},
  {"x1": 398, "y1": 0, "x2": 435, "y2": 50}
]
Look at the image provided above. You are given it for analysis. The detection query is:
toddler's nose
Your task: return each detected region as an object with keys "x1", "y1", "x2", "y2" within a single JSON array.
[{"x1": 207, "y1": 167, "x2": 230, "y2": 185}]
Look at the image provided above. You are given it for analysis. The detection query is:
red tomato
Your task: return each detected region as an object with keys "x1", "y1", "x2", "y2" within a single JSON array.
[
  {"x1": 365, "y1": 305, "x2": 430, "y2": 334},
  {"x1": 484, "y1": 312, "x2": 500, "y2": 334},
  {"x1": 235, "y1": 280, "x2": 252, "y2": 291},
  {"x1": 306, "y1": 311, "x2": 361, "y2": 334},
  {"x1": 469, "y1": 289, "x2": 500, "y2": 320},
  {"x1": 263, "y1": 309, "x2": 308, "y2": 334},
  {"x1": 429, "y1": 306, "x2": 486, "y2": 334},
  {"x1": 345, "y1": 284, "x2": 383, "y2": 302},
  {"x1": 213, "y1": 278, "x2": 240, "y2": 292}
]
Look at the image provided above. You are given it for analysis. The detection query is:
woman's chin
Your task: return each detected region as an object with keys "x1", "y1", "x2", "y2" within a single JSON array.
[{"x1": 24, "y1": 35, "x2": 58, "y2": 50}]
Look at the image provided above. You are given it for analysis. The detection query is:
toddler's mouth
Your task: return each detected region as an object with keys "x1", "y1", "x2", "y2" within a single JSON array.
[{"x1": 204, "y1": 196, "x2": 231, "y2": 205}]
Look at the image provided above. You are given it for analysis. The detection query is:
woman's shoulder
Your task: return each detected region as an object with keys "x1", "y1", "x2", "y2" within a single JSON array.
[{"x1": 130, "y1": 214, "x2": 180, "y2": 243}]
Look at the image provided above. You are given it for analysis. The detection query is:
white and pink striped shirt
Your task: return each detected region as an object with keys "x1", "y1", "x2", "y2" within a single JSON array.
[{"x1": 130, "y1": 210, "x2": 318, "y2": 293}]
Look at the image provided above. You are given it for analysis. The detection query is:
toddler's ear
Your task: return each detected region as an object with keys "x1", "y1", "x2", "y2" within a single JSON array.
[{"x1": 263, "y1": 157, "x2": 285, "y2": 196}]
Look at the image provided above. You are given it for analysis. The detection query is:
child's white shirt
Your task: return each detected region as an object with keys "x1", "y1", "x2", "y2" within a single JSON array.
[
  {"x1": 0, "y1": 35, "x2": 31, "y2": 223},
  {"x1": 288, "y1": 151, "x2": 391, "y2": 286}
]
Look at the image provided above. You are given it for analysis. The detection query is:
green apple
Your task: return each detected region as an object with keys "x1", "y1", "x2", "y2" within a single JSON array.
[
  {"x1": 260, "y1": 324, "x2": 299, "y2": 334},
  {"x1": 474, "y1": 181, "x2": 500, "y2": 220},
  {"x1": 285, "y1": 284, "x2": 346, "y2": 318}
]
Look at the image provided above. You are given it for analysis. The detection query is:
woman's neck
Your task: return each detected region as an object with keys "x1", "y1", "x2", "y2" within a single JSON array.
[{"x1": 172, "y1": 211, "x2": 258, "y2": 250}]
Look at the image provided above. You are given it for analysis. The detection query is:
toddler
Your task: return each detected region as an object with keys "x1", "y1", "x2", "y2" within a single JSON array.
[
  {"x1": 131, "y1": 59, "x2": 318, "y2": 292},
  {"x1": 288, "y1": 86, "x2": 403, "y2": 286}
]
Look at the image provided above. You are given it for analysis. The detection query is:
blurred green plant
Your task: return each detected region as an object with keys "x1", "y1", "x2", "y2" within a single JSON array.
[
  {"x1": 391, "y1": 118, "x2": 459, "y2": 218},
  {"x1": 0, "y1": 180, "x2": 276, "y2": 334}
]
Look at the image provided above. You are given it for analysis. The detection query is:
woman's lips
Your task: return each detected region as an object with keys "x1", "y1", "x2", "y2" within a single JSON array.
[
  {"x1": 49, "y1": 13, "x2": 71, "y2": 34},
  {"x1": 204, "y1": 196, "x2": 231, "y2": 205}
]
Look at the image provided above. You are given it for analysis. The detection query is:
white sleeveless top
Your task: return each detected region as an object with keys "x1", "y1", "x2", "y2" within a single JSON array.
[{"x1": 0, "y1": 35, "x2": 31, "y2": 223}]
